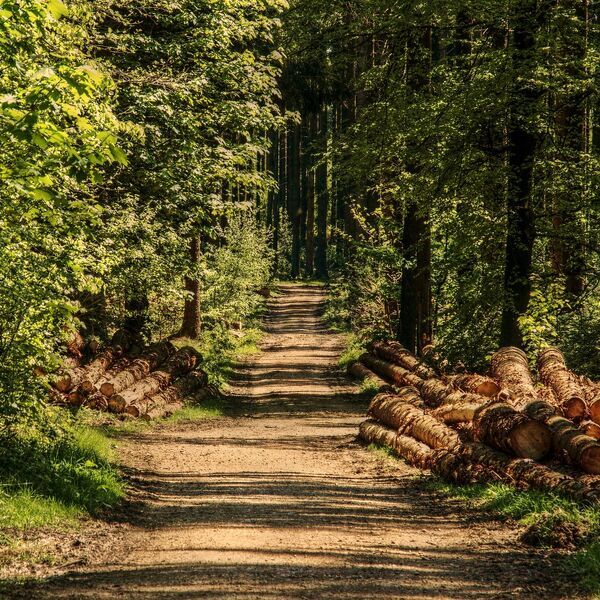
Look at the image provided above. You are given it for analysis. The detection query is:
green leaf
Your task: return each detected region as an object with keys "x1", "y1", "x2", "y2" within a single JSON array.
[{"x1": 48, "y1": 0, "x2": 69, "y2": 19}]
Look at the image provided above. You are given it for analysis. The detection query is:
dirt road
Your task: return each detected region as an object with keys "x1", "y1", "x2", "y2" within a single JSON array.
[{"x1": 13, "y1": 284, "x2": 575, "y2": 599}]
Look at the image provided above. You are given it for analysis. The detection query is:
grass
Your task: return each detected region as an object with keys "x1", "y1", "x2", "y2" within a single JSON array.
[
  {"x1": 0, "y1": 489, "x2": 81, "y2": 531},
  {"x1": 176, "y1": 325, "x2": 263, "y2": 391},
  {"x1": 338, "y1": 334, "x2": 366, "y2": 370},
  {"x1": 0, "y1": 418, "x2": 126, "y2": 574}
]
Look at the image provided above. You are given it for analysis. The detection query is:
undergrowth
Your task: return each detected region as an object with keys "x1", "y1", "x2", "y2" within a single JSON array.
[{"x1": 0, "y1": 418, "x2": 124, "y2": 533}]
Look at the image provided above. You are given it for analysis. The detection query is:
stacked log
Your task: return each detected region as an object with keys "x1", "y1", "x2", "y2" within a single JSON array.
[
  {"x1": 100, "y1": 341, "x2": 176, "y2": 398},
  {"x1": 54, "y1": 346, "x2": 122, "y2": 396},
  {"x1": 471, "y1": 403, "x2": 551, "y2": 460},
  {"x1": 359, "y1": 354, "x2": 423, "y2": 388},
  {"x1": 49, "y1": 334, "x2": 210, "y2": 421},
  {"x1": 368, "y1": 340, "x2": 436, "y2": 379},
  {"x1": 446, "y1": 374, "x2": 500, "y2": 398},
  {"x1": 491, "y1": 347, "x2": 556, "y2": 420},
  {"x1": 110, "y1": 346, "x2": 201, "y2": 415},
  {"x1": 125, "y1": 370, "x2": 208, "y2": 417},
  {"x1": 538, "y1": 348, "x2": 587, "y2": 420},
  {"x1": 355, "y1": 338, "x2": 600, "y2": 504}
]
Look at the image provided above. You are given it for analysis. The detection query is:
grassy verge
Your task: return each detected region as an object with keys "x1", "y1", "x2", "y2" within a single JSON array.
[
  {"x1": 0, "y1": 422, "x2": 124, "y2": 522},
  {"x1": 367, "y1": 442, "x2": 600, "y2": 597}
]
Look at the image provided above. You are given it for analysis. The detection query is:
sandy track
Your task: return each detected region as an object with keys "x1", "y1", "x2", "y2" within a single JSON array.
[{"x1": 10, "y1": 284, "x2": 576, "y2": 599}]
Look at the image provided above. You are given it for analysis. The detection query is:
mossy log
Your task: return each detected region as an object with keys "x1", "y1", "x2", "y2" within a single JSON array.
[{"x1": 538, "y1": 348, "x2": 587, "y2": 420}]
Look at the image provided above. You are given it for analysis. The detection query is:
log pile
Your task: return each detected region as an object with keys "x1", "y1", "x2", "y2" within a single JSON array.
[
  {"x1": 353, "y1": 341, "x2": 600, "y2": 502},
  {"x1": 50, "y1": 332, "x2": 212, "y2": 420}
]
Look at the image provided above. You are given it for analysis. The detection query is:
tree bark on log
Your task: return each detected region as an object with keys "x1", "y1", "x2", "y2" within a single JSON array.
[
  {"x1": 359, "y1": 419, "x2": 600, "y2": 503},
  {"x1": 135, "y1": 370, "x2": 209, "y2": 418},
  {"x1": 114, "y1": 347, "x2": 201, "y2": 415},
  {"x1": 446, "y1": 374, "x2": 500, "y2": 398},
  {"x1": 54, "y1": 346, "x2": 123, "y2": 393},
  {"x1": 547, "y1": 415, "x2": 600, "y2": 474},
  {"x1": 100, "y1": 341, "x2": 176, "y2": 397},
  {"x1": 368, "y1": 394, "x2": 462, "y2": 449},
  {"x1": 347, "y1": 362, "x2": 393, "y2": 392},
  {"x1": 368, "y1": 340, "x2": 436, "y2": 379},
  {"x1": 538, "y1": 347, "x2": 587, "y2": 420},
  {"x1": 79, "y1": 347, "x2": 124, "y2": 393},
  {"x1": 491, "y1": 347, "x2": 555, "y2": 419},
  {"x1": 359, "y1": 353, "x2": 423, "y2": 388},
  {"x1": 472, "y1": 402, "x2": 552, "y2": 460},
  {"x1": 112, "y1": 372, "x2": 172, "y2": 414}
]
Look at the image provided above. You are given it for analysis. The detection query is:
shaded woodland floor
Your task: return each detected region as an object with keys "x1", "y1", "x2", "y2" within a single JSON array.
[{"x1": 4, "y1": 285, "x2": 582, "y2": 599}]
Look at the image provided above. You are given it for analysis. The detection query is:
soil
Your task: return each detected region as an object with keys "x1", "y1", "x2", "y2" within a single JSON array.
[{"x1": 2, "y1": 284, "x2": 582, "y2": 599}]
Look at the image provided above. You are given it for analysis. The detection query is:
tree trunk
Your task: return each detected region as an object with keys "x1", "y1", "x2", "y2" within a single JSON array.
[
  {"x1": 288, "y1": 123, "x2": 302, "y2": 278},
  {"x1": 305, "y1": 113, "x2": 317, "y2": 276},
  {"x1": 500, "y1": 0, "x2": 539, "y2": 347},
  {"x1": 315, "y1": 107, "x2": 329, "y2": 279},
  {"x1": 179, "y1": 233, "x2": 202, "y2": 339}
]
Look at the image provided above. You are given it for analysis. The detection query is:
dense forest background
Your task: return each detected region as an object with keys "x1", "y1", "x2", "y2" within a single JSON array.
[{"x1": 0, "y1": 0, "x2": 599, "y2": 457}]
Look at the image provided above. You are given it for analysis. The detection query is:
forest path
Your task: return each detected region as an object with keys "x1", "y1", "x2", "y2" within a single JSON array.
[{"x1": 17, "y1": 284, "x2": 573, "y2": 599}]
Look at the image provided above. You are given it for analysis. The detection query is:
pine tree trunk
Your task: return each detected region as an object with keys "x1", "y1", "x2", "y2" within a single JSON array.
[
  {"x1": 305, "y1": 113, "x2": 317, "y2": 276},
  {"x1": 315, "y1": 107, "x2": 329, "y2": 280},
  {"x1": 179, "y1": 233, "x2": 202, "y2": 339},
  {"x1": 500, "y1": 1, "x2": 538, "y2": 347},
  {"x1": 288, "y1": 124, "x2": 302, "y2": 278}
]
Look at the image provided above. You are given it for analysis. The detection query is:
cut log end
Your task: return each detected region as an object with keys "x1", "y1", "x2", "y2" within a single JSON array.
[
  {"x1": 581, "y1": 421, "x2": 600, "y2": 440},
  {"x1": 562, "y1": 397, "x2": 587, "y2": 421},
  {"x1": 580, "y1": 445, "x2": 600, "y2": 475},
  {"x1": 100, "y1": 382, "x2": 115, "y2": 398},
  {"x1": 477, "y1": 380, "x2": 501, "y2": 398},
  {"x1": 510, "y1": 421, "x2": 553, "y2": 461}
]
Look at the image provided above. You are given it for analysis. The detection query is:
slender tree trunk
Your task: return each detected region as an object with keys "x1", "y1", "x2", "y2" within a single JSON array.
[
  {"x1": 500, "y1": 1, "x2": 539, "y2": 347},
  {"x1": 179, "y1": 233, "x2": 201, "y2": 339},
  {"x1": 551, "y1": 0, "x2": 588, "y2": 298},
  {"x1": 288, "y1": 124, "x2": 302, "y2": 278},
  {"x1": 275, "y1": 130, "x2": 286, "y2": 275},
  {"x1": 266, "y1": 130, "x2": 278, "y2": 233},
  {"x1": 305, "y1": 113, "x2": 317, "y2": 276},
  {"x1": 397, "y1": 26, "x2": 433, "y2": 354},
  {"x1": 315, "y1": 106, "x2": 329, "y2": 279}
]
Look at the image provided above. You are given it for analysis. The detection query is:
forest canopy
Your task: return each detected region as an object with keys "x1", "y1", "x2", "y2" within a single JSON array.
[{"x1": 0, "y1": 0, "x2": 599, "y2": 433}]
